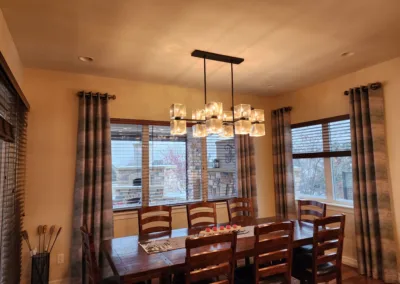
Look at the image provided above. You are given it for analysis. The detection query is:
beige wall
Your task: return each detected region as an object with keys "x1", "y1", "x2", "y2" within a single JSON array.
[
  {"x1": 271, "y1": 56, "x2": 400, "y2": 269},
  {"x1": 21, "y1": 68, "x2": 274, "y2": 282}
]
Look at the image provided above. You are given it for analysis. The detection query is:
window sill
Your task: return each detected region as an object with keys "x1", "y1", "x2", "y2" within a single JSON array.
[
  {"x1": 296, "y1": 198, "x2": 354, "y2": 214},
  {"x1": 112, "y1": 199, "x2": 229, "y2": 214}
]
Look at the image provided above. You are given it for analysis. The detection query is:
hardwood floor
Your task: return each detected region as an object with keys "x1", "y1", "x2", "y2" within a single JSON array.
[
  {"x1": 155, "y1": 265, "x2": 384, "y2": 283},
  {"x1": 291, "y1": 265, "x2": 384, "y2": 284}
]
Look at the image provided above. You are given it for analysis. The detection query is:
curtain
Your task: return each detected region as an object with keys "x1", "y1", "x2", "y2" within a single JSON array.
[
  {"x1": 271, "y1": 107, "x2": 296, "y2": 219},
  {"x1": 70, "y1": 95, "x2": 114, "y2": 283},
  {"x1": 0, "y1": 65, "x2": 28, "y2": 284},
  {"x1": 235, "y1": 135, "x2": 258, "y2": 217},
  {"x1": 348, "y1": 85, "x2": 398, "y2": 283}
]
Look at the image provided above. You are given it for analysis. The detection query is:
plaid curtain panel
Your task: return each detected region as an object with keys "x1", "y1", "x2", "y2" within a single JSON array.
[
  {"x1": 349, "y1": 86, "x2": 398, "y2": 283},
  {"x1": 235, "y1": 135, "x2": 258, "y2": 217},
  {"x1": 70, "y1": 95, "x2": 114, "y2": 283},
  {"x1": 271, "y1": 107, "x2": 296, "y2": 219}
]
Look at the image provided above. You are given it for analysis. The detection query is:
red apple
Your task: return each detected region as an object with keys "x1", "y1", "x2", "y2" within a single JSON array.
[
  {"x1": 206, "y1": 228, "x2": 211, "y2": 232},
  {"x1": 212, "y1": 227, "x2": 218, "y2": 231},
  {"x1": 220, "y1": 226, "x2": 225, "y2": 230},
  {"x1": 226, "y1": 225, "x2": 231, "y2": 229},
  {"x1": 233, "y1": 224, "x2": 237, "y2": 229}
]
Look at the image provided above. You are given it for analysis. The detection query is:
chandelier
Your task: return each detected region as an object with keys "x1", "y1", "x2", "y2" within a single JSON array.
[{"x1": 170, "y1": 50, "x2": 265, "y2": 138}]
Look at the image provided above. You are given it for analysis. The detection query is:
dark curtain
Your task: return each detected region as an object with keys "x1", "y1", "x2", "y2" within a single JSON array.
[
  {"x1": 235, "y1": 135, "x2": 258, "y2": 217},
  {"x1": 348, "y1": 84, "x2": 398, "y2": 282},
  {"x1": 271, "y1": 107, "x2": 296, "y2": 219},
  {"x1": 70, "y1": 94, "x2": 114, "y2": 283}
]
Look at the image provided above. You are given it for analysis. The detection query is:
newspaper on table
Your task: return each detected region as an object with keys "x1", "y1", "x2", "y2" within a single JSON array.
[{"x1": 139, "y1": 226, "x2": 254, "y2": 254}]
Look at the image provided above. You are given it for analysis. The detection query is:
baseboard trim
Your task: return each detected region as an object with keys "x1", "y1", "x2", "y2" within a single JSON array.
[
  {"x1": 49, "y1": 279, "x2": 69, "y2": 284},
  {"x1": 342, "y1": 256, "x2": 358, "y2": 268}
]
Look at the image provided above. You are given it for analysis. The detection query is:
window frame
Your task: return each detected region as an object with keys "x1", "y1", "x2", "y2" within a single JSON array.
[
  {"x1": 110, "y1": 118, "x2": 238, "y2": 212},
  {"x1": 291, "y1": 115, "x2": 353, "y2": 207}
]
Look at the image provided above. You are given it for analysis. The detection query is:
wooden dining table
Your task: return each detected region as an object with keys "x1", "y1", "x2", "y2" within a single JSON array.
[{"x1": 101, "y1": 216, "x2": 314, "y2": 283}]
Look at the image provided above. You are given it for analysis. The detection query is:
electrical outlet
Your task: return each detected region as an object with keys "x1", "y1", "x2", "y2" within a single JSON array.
[{"x1": 57, "y1": 253, "x2": 64, "y2": 264}]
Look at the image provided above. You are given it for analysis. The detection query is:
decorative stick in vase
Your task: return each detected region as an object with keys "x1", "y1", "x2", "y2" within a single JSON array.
[
  {"x1": 37, "y1": 225, "x2": 43, "y2": 254},
  {"x1": 42, "y1": 225, "x2": 48, "y2": 253},
  {"x1": 21, "y1": 230, "x2": 33, "y2": 256},
  {"x1": 49, "y1": 227, "x2": 62, "y2": 254},
  {"x1": 46, "y1": 225, "x2": 55, "y2": 252}
]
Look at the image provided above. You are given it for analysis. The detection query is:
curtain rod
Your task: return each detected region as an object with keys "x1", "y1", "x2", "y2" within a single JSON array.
[
  {"x1": 343, "y1": 82, "x2": 381, "y2": 96},
  {"x1": 77, "y1": 91, "x2": 116, "y2": 100}
]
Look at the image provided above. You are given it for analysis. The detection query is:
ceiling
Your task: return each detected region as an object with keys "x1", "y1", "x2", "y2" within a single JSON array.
[{"x1": 2, "y1": 0, "x2": 400, "y2": 95}]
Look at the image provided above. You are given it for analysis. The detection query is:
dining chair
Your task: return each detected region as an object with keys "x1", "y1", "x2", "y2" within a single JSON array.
[
  {"x1": 183, "y1": 232, "x2": 237, "y2": 284},
  {"x1": 292, "y1": 214, "x2": 346, "y2": 284},
  {"x1": 138, "y1": 205, "x2": 172, "y2": 234},
  {"x1": 80, "y1": 225, "x2": 120, "y2": 284},
  {"x1": 227, "y1": 197, "x2": 255, "y2": 225},
  {"x1": 235, "y1": 221, "x2": 294, "y2": 284},
  {"x1": 81, "y1": 225, "x2": 149, "y2": 284},
  {"x1": 297, "y1": 200, "x2": 327, "y2": 223},
  {"x1": 186, "y1": 202, "x2": 217, "y2": 229}
]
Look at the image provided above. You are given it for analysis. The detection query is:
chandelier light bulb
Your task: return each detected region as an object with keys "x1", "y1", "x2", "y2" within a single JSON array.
[
  {"x1": 170, "y1": 120, "x2": 187, "y2": 135},
  {"x1": 170, "y1": 104, "x2": 186, "y2": 119},
  {"x1": 223, "y1": 111, "x2": 233, "y2": 122},
  {"x1": 193, "y1": 124, "x2": 207, "y2": 137},
  {"x1": 221, "y1": 124, "x2": 234, "y2": 138},
  {"x1": 206, "y1": 118, "x2": 223, "y2": 134},
  {"x1": 235, "y1": 120, "x2": 252, "y2": 135},
  {"x1": 234, "y1": 104, "x2": 251, "y2": 119},
  {"x1": 205, "y1": 102, "x2": 223, "y2": 119},
  {"x1": 250, "y1": 123, "x2": 265, "y2": 137},
  {"x1": 251, "y1": 109, "x2": 265, "y2": 123}
]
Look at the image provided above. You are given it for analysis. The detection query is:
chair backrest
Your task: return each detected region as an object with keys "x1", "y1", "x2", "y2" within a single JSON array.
[
  {"x1": 227, "y1": 197, "x2": 255, "y2": 225},
  {"x1": 298, "y1": 200, "x2": 327, "y2": 223},
  {"x1": 254, "y1": 221, "x2": 294, "y2": 283},
  {"x1": 80, "y1": 225, "x2": 100, "y2": 284},
  {"x1": 311, "y1": 214, "x2": 346, "y2": 283},
  {"x1": 185, "y1": 232, "x2": 237, "y2": 284},
  {"x1": 138, "y1": 205, "x2": 172, "y2": 234},
  {"x1": 186, "y1": 202, "x2": 217, "y2": 229}
]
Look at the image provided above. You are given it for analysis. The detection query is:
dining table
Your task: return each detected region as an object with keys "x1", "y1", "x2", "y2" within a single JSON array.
[{"x1": 101, "y1": 216, "x2": 314, "y2": 283}]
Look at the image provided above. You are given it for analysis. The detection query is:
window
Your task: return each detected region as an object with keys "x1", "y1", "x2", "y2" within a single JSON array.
[
  {"x1": 111, "y1": 124, "x2": 142, "y2": 209},
  {"x1": 292, "y1": 115, "x2": 353, "y2": 205},
  {"x1": 206, "y1": 135, "x2": 237, "y2": 200},
  {"x1": 149, "y1": 125, "x2": 189, "y2": 205},
  {"x1": 112, "y1": 121, "x2": 235, "y2": 210}
]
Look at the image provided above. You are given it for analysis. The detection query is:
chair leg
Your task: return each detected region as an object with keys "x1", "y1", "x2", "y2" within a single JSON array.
[{"x1": 336, "y1": 273, "x2": 342, "y2": 284}]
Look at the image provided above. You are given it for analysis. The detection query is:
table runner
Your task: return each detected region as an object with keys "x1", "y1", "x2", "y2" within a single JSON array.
[{"x1": 139, "y1": 226, "x2": 254, "y2": 254}]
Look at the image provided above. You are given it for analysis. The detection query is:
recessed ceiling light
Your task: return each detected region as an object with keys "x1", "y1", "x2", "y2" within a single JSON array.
[
  {"x1": 340, "y1": 52, "x2": 355, "y2": 57},
  {"x1": 78, "y1": 56, "x2": 94, "y2": 62}
]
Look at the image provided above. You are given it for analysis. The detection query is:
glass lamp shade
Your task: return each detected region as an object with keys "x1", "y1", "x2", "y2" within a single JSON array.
[
  {"x1": 223, "y1": 111, "x2": 233, "y2": 122},
  {"x1": 170, "y1": 104, "x2": 186, "y2": 119},
  {"x1": 220, "y1": 124, "x2": 234, "y2": 138},
  {"x1": 205, "y1": 102, "x2": 223, "y2": 119},
  {"x1": 170, "y1": 120, "x2": 187, "y2": 135},
  {"x1": 234, "y1": 104, "x2": 252, "y2": 119},
  {"x1": 251, "y1": 109, "x2": 265, "y2": 123},
  {"x1": 234, "y1": 119, "x2": 252, "y2": 135},
  {"x1": 192, "y1": 124, "x2": 207, "y2": 137},
  {"x1": 206, "y1": 118, "x2": 223, "y2": 134},
  {"x1": 250, "y1": 123, "x2": 265, "y2": 137},
  {"x1": 192, "y1": 109, "x2": 205, "y2": 121}
]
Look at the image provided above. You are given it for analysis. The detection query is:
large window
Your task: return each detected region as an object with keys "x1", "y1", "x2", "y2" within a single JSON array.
[
  {"x1": 292, "y1": 115, "x2": 353, "y2": 205},
  {"x1": 111, "y1": 121, "x2": 237, "y2": 210}
]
